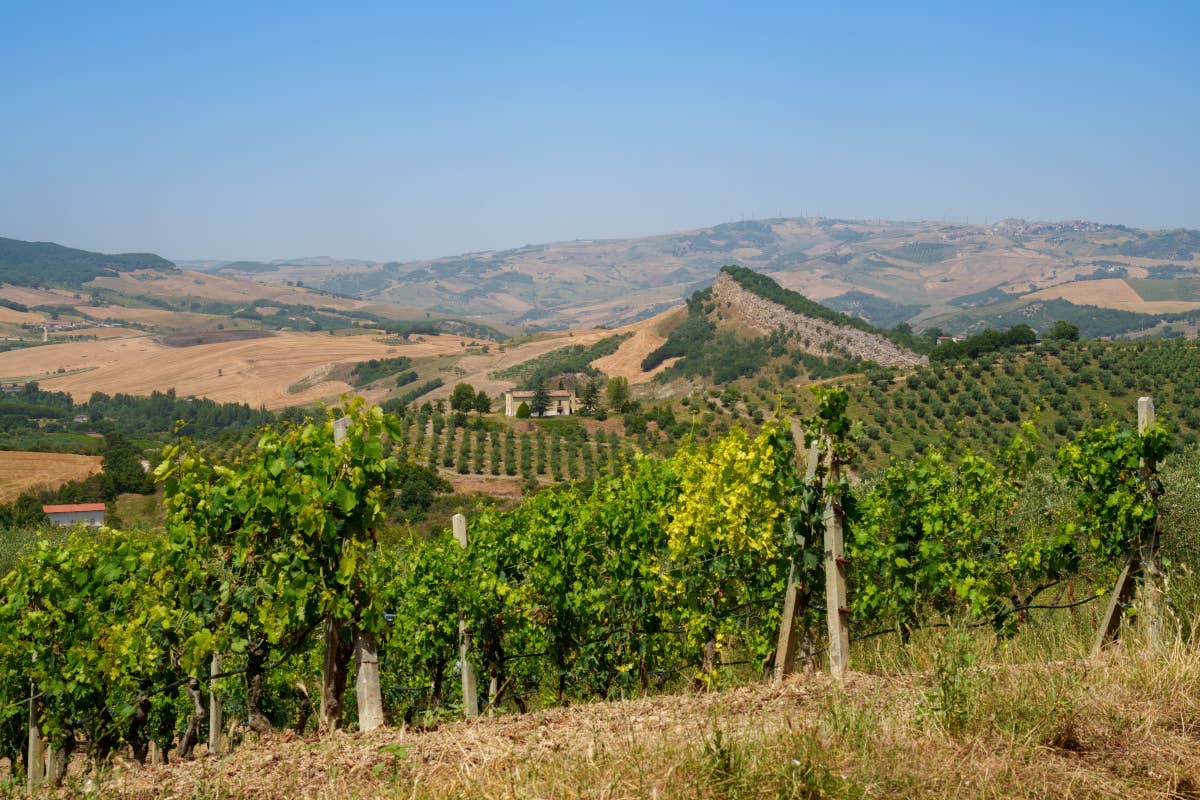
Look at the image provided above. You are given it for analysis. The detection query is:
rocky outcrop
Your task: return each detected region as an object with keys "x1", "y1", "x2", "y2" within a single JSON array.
[{"x1": 711, "y1": 271, "x2": 927, "y2": 368}]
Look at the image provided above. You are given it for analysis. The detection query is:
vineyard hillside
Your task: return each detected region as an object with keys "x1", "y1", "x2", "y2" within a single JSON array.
[{"x1": 789, "y1": 338, "x2": 1200, "y2": 470}]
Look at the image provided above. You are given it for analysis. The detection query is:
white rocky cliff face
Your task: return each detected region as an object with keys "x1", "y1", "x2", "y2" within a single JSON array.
[{"x1": 711, "y1": 271, "x2": 927, "y2": 369}]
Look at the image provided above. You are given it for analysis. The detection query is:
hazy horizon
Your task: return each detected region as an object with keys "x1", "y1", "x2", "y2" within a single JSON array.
[{"x1": 2, "y1": 2, "x2": 1197, "y2": 262}]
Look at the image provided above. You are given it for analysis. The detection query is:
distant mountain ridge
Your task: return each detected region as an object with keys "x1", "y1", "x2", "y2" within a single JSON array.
[
  {"x1": 215, "y1": 216, "x2": 1200, "y2": 333},
  {"x1": 0, "y1": 236, "x2": 176, "y2": 288}
]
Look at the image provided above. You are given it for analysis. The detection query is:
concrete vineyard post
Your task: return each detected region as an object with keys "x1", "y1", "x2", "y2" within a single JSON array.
[
  {"x1": 209, "y1": 654, "x2": 222, "y2": 756},
  {"x1": 333, "y1": 415, "x2": 351, "y2": 445},
  {"x1": 28, "y1": 680, "x2": 44, "y2": 790},
  {"x1": 336, "y1": 415, "x2": 386, "y2": 732},
  {"x1": 453, "y1": 513, "x2": 480, "y2": 717},
  {"x1": 1137, "y1": 397, "x2": 1163, "y2": 647},
  {"x1": 824, "y1": 444, "x2": 851, "y2": 680},
  {"x1": 355, "y1": 633, "x2": 385, "y2": 732},
  {"x1": 774, "y1": 423, "x2": 820, "y2": 682}
]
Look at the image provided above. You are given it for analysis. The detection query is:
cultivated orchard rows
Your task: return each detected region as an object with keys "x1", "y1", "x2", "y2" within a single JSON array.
[
  {"x1": 3, "y1": 390, "x2": 1174, "y2": 787},
  {"x1": 399, "y1": 411, "x2": 641, "y2": 485}
]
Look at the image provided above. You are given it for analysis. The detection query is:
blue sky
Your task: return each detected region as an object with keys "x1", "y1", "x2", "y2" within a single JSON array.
[{"x1": 1, "y1": 1, "x2": 1197, "y2": 261}]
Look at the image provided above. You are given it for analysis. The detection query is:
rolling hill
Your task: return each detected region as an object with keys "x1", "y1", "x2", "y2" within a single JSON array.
[
  {"x1": 203, "y1": 217, "x2": 1200, "y2": 334},
  {"x1": 0, "y1": 237, "x2": 176, "y2": 288}
]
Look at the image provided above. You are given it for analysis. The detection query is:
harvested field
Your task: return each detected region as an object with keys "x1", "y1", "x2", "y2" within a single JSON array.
[
  {"x1": 0, "y1": 305, "x2": 44, "y2": 324},
  {"x1": 590, "y1": 307, "x2": 679, "y2": 383},
  {"x1": 1026, "y1": 278, "x2": 1200, "y2": 313},
  {"x1": 0, "y1": 284, "x2": 78, "y2": 307},
  {"x1": 441, "y1": 329, "x2": 624, "y2": 400},
  {"x1": 67, "y1": 326, "x2": 144, "y2": 339},
  {"x1": 0, "y1": 451, "x2": 102, "y2": 502},
  {"x1": 77, "y1": 305, "x2": 222, "y2": 328},
  {"x1": 441, "y1": 310, "x2": 686, "y2": 399},
  {"x1": 0, "y1": 332, "x2": 478, "y2": 409},
  {"x1": 89, "y1": 270, "x2": 401, "y2": 315}
]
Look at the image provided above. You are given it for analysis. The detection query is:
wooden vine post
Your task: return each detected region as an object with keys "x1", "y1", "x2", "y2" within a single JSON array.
[
  {"x1": 1091, "y1": 396, "x2": 1162, "y2": 657},
  {"x1": 452, "y1": 513, "x2": 480, "y2": 717}
]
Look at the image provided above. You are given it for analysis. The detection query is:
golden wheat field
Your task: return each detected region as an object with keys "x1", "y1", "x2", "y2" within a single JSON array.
[
  {"x1": 0, "y1": 451, "x2": 102, "y2": 502},
  {"x1": 0, "y1": 332, "x2": 478, "y2": 409}
]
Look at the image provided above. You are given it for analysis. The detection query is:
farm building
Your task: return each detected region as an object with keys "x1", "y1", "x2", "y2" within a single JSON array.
[
  {"x1": 42, "y1": 502, "x2": 106, "y2": 527},
  {"x1": 503, "y1": 389, "x2": 577, "y2": 417}
]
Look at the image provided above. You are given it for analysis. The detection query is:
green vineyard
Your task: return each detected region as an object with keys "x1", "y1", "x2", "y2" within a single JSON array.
[{"x1": 1, "y1": 380, "x2": 1188, "y2": 788}]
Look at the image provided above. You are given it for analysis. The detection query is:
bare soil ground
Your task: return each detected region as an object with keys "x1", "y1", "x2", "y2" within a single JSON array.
[
  {"x1": 443, "y1": 473, "x2": 524, "y2": 498},
  {"x1": 0, "y1": 451, "x2": 102, "y2": 502},
  {"x1": 0, "y1": 332, "x2": 477, "y2": 409}
]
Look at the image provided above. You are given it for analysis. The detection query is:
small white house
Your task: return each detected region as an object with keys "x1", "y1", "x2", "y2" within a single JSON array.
[
  {"x1": 503, "y1": 389, "x2": 577, "y2": 417},
  {"x1": 42, "y1": 502, "x2": 106, "y2": 527}
]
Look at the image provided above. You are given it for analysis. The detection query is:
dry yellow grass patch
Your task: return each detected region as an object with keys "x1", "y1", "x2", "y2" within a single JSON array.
[
  {"x1": 445, "y1": 329, "x2": 622, "y2": 398},
  {"x1": 100, "y1": 642, "x2": 1200, "y2": 800},
  {"x1": 591, "y1": 307, "x2": 681, "y2": 383},
  {"x1": 0, "y1": 451, "x2": 102, "y2": 502},
  {"x1": 0, "y1": 332, "x2": 476, "y2": 409},
  {"x1": 0, "y1": 305, "x2": 44, "y2": 324},
  {"x1": 1028, "y1": 279, "x2": 1200, "y2": 314},
  {"x1": 768, "y1": 269, "x2": 859, "y2": 301},
  {"x1": 77, "y1": 305, "x2": 217, "y2": 327},
  {"x1": 0, "y1": 284, "x2": 78, "y2": 307},
  {"x1": 68, "y1": 326, "x2": 144, "y2": 339},
  {"x1": 89, "y1": 269, "x2": 376, "y2": 313}
]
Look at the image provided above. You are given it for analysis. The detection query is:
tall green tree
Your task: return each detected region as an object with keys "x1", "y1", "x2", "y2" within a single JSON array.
[
  {"x1": 450, "y1": 382, "x2": 477, "y2": 412},
  {"x1": 606, "y1": 377, "x2": 630, "y2": 414},
  {"x1": 475, "y1": 390, "x2": 492, "y2": 415},
  {"x1": 531, "y1": 386, "x2": 551, "y2": 417}
]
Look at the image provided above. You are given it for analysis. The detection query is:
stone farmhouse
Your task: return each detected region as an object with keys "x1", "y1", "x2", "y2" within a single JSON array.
[{"x1": 503, "y1": 389, "x2": 577, "y2": 417}]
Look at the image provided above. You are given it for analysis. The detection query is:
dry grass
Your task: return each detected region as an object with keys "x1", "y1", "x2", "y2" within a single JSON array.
[
  {"x1": 0, "y1": 284, "x2": 78, "y2": 308},
  {"x1": 590, "y1": 308, "x2": 679, "y2": 384},
  {"x1": 93, "y1": 627, "x2": 1200, "y2": 800},
  {"x1": 0, "y1": 332, "x2": 477, "y2": 409},
  {"x1": 0, "y1": 451, "x2": 101, "y2": 502},
  {"x1": 0, "y1": 306, "x2": 43, "y2": 325},
  {"x1": 89, "y1": 270, "x2": 360, "y2": 309},
  {"x1": 1027, "y1": 279, "x2": 1200, "y2": 314}
]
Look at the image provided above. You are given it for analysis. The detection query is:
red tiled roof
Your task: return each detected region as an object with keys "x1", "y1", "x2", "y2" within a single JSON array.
[{"x1": 42, "y1": 503, "x2": 106, "y2": 514}]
